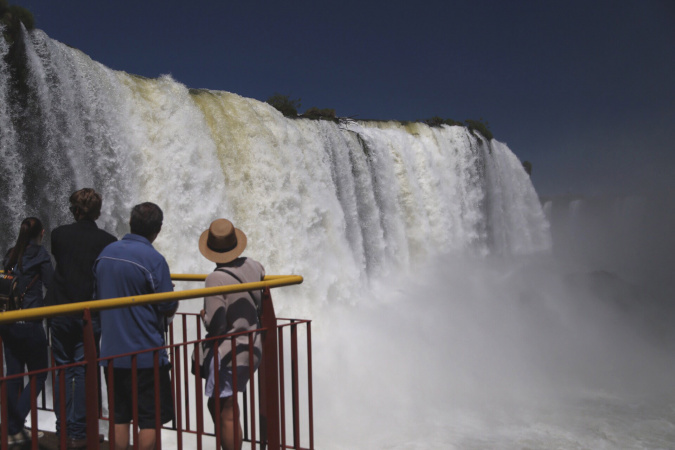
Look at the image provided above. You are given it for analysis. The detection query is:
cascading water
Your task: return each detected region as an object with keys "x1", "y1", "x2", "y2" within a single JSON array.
[
  {"x1": 1, "y1": 28, "x2": 550, "y2": 314},
  {"x1": 0, "y1": 24, "x2": 25, "y2": 236},
  {"x1": 2, "y1": 29, "x2": 673, "y2": 448}
]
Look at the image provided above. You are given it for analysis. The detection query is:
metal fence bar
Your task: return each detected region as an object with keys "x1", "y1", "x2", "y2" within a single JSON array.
[
  {"x1": 307, "y1": 322, "x2": 314, "y2": 450},
  {"x1": 195, "y1": 339, "x2": 204, "y2": 450},
  {"x1": 0, "y1": 338, "x2": 6, "y2": 450},
  {"x1": 290, "y1": 322, "x2": 300, "y2": 449},
  {"x1": 215, "y1": 338, "x2": 223, "y2": 450},
  {"x1": 182, "y1": 314, "x2": 192, "y2": 432},
  {"x1": 58, "y1": 367, "x2": 67, "y2": 449},
  {"x1": 154, "y1": 351, "x2": 162, "y2": 450},
  {"x1": 260, "y1": 287, "x2": 281, "y2": 450},
  {"x1": 107, "y1": 362, "x2": 116, "y2": 450},
  {"x1": 29, "y1": 375, "x2": 38, "y2": 450},
  {"x1": 278, "y1": 326, "x2": 287, "y2": 449},
  {"x1": 231, "y1": 334, "x2": 239, "y2": 450},
  {"x1": 243, "y1": 382, "x2": 250, "y2": 442},
  {"x1": 83, "y1": 309, "x2": 101, "y2": 450},
  {"x1": 248, "y1": 333, "x2": 257, "y2": 450},
  {"x1": 49, "y1": 351, "x2": 57, "y2": 414},
  {"x1": 131, "y1": 355, "x2": 139, "y2": 450},
  {"x1": 173, "y1": 344, "x2": 184, "y2": 450}
]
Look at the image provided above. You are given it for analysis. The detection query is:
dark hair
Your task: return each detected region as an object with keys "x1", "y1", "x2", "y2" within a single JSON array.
[
  {"x1": 69, "y1": 188, "x2": 102, "y2": 221},
  {"x1": 5, "y1": 217, "x2": 44, "y2": 271},
  {"x1": 129, "y1": 202, "x2": 163, "y2": 238}
]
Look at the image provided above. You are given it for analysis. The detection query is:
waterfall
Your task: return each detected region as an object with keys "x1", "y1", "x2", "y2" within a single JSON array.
[
  {"x1": 0, "y1": 24, "x2": 25, "y2": 236},
  {"x1": 4, "y1": 29, "x2": 675, "y2": 450},
  {"x1": 0, "y1": 28, "x2": 550, "y2": 315}
]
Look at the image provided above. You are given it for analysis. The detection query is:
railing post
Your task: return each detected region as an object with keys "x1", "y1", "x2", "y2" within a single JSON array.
[
  {"x1": 258, "y1": 287, "x2": 280, "y2": 450},
  {"x1": 0, "y1": 335, "x2": 8, "y2": 450},
  {"x1": 290, "y1": 322, "x2": 300, "y2": 448},
  {"x1": 82, "y1": 309, "x2": 101, "y2": 450},
  {"x1": 306, "y1": 322, "x2": 314, "y2": 450}
]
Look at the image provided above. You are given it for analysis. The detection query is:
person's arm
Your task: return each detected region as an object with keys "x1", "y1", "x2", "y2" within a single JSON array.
[
  {"x1": 39, "y1": 248, "x2": 54, "y2": 290},
  {"x1": 2, "y1": 247, "x2": 13, "y2": 271},
  {"x1": 154, "y1": 258, "x2": 177, "y2": 317},
  {"x1": 159, "y1": 301, "x2": 179, "y2": 317},
  {"x1": 49, "y1": 228, "x2": 60, "y2": 264}
]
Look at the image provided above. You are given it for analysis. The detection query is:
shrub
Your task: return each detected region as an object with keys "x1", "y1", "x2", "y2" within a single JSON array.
[
  {"x1": 423, "y1": 117, "x2": 464, "y2": 128},
  {"x1": 1, "y1": 2, "x2": 35, "y2": 44},
  {"x1": 424, "y1": 116, "x2": 445, "y2": 127},
  {"x1": 465, "y1": 118, "x2": 493, "y2": 141},
  {"x1": 266, "y1": 93, "x2": 301, "y2": 117},
  {"x1": 302, "y1": 107, "x2": 336, "y2": 120},
  {"x1": 8, "y1": 5, "x2": 33, "y2": 29},
  {"x1": 443, "y1": 118, "x2": 463, "y2": 127},
  {"x1": 522, "y1": 160, "x2": 532, "y2": 176}
]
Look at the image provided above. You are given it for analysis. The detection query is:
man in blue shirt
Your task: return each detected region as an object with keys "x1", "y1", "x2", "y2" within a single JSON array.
[{"x1": 94, "y1": 202, "x2": 177, "y2": 450}]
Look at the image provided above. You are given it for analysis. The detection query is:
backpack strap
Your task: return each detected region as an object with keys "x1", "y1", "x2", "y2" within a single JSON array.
[
  {"x1": 24, "y1": 273, "x2": 40, "y2": 293},
  {"x1": 10, "y1": 273, "x2": 40, "y2": 311},
  {"x1": 215, "y1": 268, "x2": 264, "y2": 320}
]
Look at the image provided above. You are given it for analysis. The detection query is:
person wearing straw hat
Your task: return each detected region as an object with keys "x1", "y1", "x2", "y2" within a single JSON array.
[{"x1": 197, "y1": 218, "x2": 264, "y2": 450}]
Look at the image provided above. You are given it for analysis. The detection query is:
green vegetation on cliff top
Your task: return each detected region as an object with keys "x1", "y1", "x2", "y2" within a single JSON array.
[
  {"x1": 1, "y1": 1, "x2": 34, "y2": 44},
  {"x1": 265, "y1": 95, "x2": 494, "y2": 141}
]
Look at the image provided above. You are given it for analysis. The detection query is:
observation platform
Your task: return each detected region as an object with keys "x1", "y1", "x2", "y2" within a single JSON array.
[{"x1": 0, "y1": 273, "x2": 313, "y2": 450}]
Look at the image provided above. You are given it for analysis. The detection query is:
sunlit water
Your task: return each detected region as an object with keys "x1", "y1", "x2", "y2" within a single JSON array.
[{"x1": 1, "y1": 27, "x2": 674, "y2": 448}]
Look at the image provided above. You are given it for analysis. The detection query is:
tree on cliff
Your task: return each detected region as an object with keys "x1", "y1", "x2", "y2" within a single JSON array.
[
  {"x1": 464, "y1": 119, "x2": 493, "y2": 141},
  {"x1": 302, "y1": 107, "x2": 336, "y2": 120},
  {"x1": 266, "y1": 93, "x2": 302, "y2": 117}
]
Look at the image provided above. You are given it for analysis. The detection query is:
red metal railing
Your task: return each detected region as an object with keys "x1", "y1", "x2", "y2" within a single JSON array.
[{"x1": 0, "y1": 286, "x2": 313, "y2": 450}]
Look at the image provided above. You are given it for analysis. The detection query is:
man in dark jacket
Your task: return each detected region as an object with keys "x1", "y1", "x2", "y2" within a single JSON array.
[{"x1": 46, "y1": 188, "x2": 116, "y2": 449}]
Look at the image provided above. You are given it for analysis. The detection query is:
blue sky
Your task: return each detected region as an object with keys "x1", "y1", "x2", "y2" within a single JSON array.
[{"x1": 13, "y1": 0, "x2": 675, "y2": 197}]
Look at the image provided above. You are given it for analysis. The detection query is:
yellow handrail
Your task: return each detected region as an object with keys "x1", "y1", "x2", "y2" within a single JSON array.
[
  {"x1": 0, "y1": 271, "x2": 291, "y2": 281},
  {"x1": 0, "y1": 274, "x2": 303, "y2": 325},
  {"x1": 171, "y1": 274, "x2": 291, "y2": 282}
]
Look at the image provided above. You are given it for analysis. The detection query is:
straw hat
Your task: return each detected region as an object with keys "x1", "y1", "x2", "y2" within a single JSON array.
[{"x1": 198, "y1": 219, "x2": 247, "y2": 263}]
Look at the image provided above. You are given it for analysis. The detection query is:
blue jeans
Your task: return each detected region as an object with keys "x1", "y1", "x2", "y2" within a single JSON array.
[
  {"x1": 1, "y1": 322, "x2": 48, "y2": 435},
  {"x1": 49, "y1": 317, "x2": 100, "y2": 440}
]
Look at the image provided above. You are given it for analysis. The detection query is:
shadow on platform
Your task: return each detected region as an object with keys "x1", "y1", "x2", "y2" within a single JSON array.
[{"x1": 9, "y1": 431, "x2": 110, "y2": 449}]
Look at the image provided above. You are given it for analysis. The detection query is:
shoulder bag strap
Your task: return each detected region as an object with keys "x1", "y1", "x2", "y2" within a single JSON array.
[
  {"x1": 215, "y1": 268, "x2": 264, "y2": 319},
  {"x1": 24, "y1": 273, "x2": 40, "y2": 293},
  {"x1": 11, "y1": 273, "x2": 40, "y2": 310}
]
